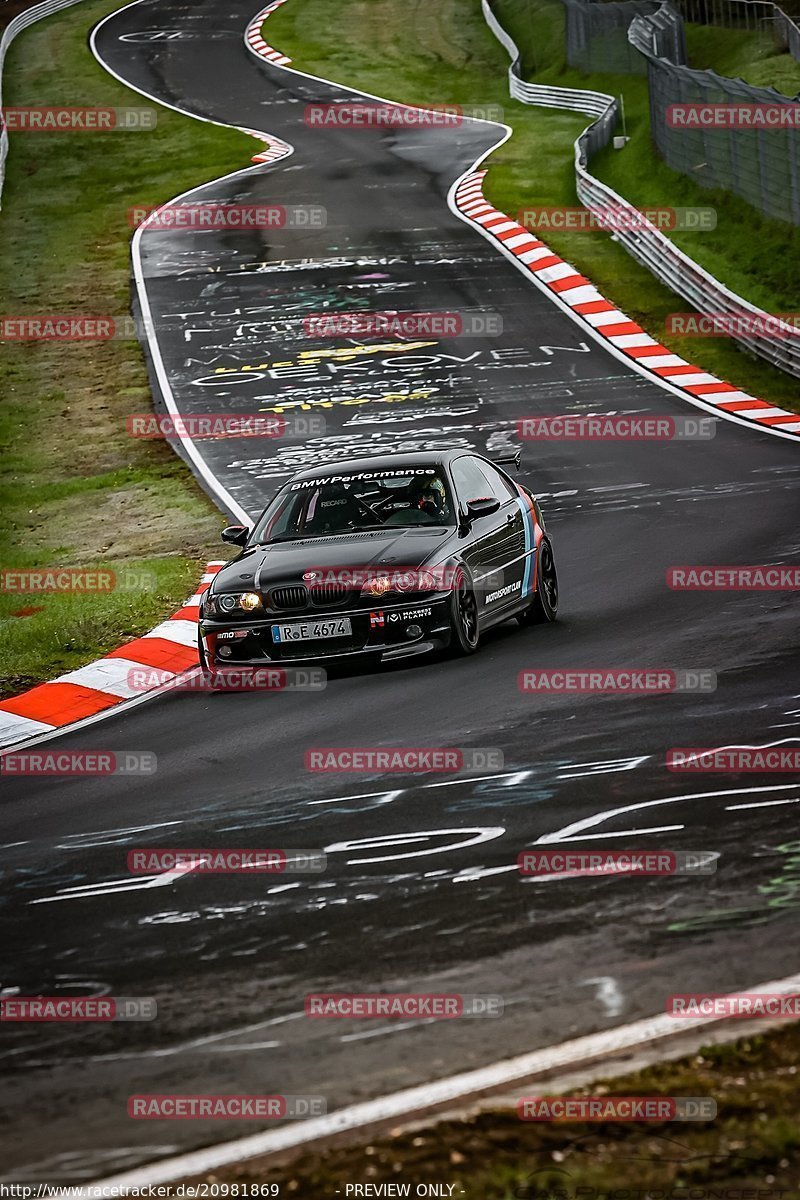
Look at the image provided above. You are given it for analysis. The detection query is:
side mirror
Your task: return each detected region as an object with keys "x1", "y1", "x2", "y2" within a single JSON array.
[
  {"x1": 466, "y1": 497, "x2": 500, "y2": 521},
  {"x1": 221, "y1": 525, "x2": 250, "y2": 546}
]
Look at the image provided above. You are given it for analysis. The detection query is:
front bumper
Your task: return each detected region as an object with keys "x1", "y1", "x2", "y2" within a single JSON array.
[{"x1": 199, "y1": 596, "x2": 451, "y2": 666}]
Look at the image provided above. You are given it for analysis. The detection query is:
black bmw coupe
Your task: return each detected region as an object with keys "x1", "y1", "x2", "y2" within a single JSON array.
[{"x1": 198, "y1": 450, "x2": 558, "y2": 670}]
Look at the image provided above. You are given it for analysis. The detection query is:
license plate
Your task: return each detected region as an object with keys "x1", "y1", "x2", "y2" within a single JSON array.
[{"x1": 271, "y1": 618, "x2": 352, "y2": 643}]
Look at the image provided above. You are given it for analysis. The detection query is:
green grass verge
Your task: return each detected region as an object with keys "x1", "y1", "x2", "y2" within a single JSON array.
[
  {"x1": 185, "y1": 1024, "x2": 800, "y2": 1194},
  {"x1": 266, "y1": 0, "x2": 800, "y2": 413},
  {"x1": 685, "y1": 23, "x2": 800, "y2": 96},
  {"x1": 0, "y1": 0, "x2": 254, "y2": 698}
]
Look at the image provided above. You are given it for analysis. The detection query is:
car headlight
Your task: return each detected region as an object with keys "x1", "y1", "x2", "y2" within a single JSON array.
[
  {"x1": 416, "y1": 570, "x2": 439, "y2": 592},
  {"x1": 361, "y1": 575, "x2": 392, "y2": 598},
  {"x1": 393, "y1": 571, "x2": 417, "y2": 593},
  {"x1": 360, "y1": 570, "x2": 440, "y2": 597},
  {"x1": 208, "y1": 591, "x2": 262, "y2": 615}
]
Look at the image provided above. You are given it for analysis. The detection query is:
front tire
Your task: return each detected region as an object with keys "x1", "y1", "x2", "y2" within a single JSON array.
[
  {"x1": 449, "y1": 566, "x2": 480, "y2": 655},
  {"x1": 517, "y1": 537, "x2": 558, "y2": 625}
]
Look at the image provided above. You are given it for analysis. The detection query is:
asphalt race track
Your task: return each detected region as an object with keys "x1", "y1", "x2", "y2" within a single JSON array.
[{"x1": 1, "y1": 0, "x2": 799, "y2": 1181}]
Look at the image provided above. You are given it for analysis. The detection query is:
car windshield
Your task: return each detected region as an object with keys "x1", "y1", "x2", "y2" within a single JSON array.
[{"x1": 250, "y1": 468, "x2": 455, "y2": 543}]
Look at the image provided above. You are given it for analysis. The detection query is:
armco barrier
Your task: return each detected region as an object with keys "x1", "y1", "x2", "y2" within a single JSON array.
[
  {"x1": 0, "y1": 0, "x2": 88, "y2": 205},
  {"x1": 483, "y1": 0, "x2": 800, "y2": 379}
]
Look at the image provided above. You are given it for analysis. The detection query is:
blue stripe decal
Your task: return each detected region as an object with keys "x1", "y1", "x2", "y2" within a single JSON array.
[{"x1": 515, "y1": 496, "x2": 536, "y2": 598}]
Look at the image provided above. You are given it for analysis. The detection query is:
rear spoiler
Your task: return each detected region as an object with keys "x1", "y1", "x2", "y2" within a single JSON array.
[{"x1": 486, "y1": 447, "x2": 522, "y2": 473}]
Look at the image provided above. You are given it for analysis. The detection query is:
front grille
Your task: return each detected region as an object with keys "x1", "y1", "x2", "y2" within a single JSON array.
[
  {"x1": 270, "y1": 585, "x2": 309, "y2": 610},
  {"x1": 310, "y1": 582, "x2": 353, "y2": 607}
]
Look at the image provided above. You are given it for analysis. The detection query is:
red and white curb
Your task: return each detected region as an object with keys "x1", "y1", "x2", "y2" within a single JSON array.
[
  {"x1": 242, "y1": 3, "x2": 294, "y2": 164},
  {"x1": 244, "y1": 0, "x2": 292, "y2": 68},
  {"x1": 0, "y1": 563, "x2": 225, "y2": 752},
  {"x1": 455, "y1": 172, "x2": 800, "y2": 438},
  {"x1": 247, "y1": 130, "x2": 293, "y2": 164}
]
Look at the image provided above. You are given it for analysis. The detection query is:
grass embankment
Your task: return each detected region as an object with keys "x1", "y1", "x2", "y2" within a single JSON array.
[
  {"x1": 190, "y1": 1025, "x2": 800, "y2": 1195},
  {"x1": 685, "y1": 23, "x2": 800, "y2": 95},
  {"x1": 0, "y1": 0, "x2": 254, "y2": 698},
  {"x1": 266, "y1": 0, "x2": 800, "y2": 412}
]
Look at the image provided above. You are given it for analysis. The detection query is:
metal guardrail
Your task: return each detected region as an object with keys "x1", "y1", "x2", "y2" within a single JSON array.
[
  {"x1": 481, "y1": 0, "x2": 800, "y2": 378},
  {"x1": 483, "y1": 0, "x2": 614, "y2": 114},
  {"x1": 0, "y1": 0, "x2": 87, "y2": 205}
]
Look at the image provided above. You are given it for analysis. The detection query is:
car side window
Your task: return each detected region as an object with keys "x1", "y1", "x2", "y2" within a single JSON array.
[
  {"x1": 474, "y1": 460, "x2": 518, "y2": 502},
  {"x1": 451, "y1": 456, "x2": 495, "y2": 508}
]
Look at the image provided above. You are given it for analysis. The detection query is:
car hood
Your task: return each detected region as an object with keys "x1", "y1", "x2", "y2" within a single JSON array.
[{"x1": 214, "y1": 527, "x2": 456, "y2": 591}]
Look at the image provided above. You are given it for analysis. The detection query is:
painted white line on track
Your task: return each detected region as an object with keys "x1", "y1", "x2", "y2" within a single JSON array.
[
  {"x1": 726, "y1": 797, "x2": 800, "y2": 810},
  {"x1": 30, "y1": 863, "x2": 196, "y2": 904},
  {"x1": 537, "y1": 783, "x2": 800, "y2": 843},
  {"x1": 92, "y1": 970, "x2": 800, "y2": 1186}
]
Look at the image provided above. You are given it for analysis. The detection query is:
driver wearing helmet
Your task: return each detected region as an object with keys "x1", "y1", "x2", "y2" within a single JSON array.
[{"x1": 408, "y1": 474, "x2": 448, "y2": 519}]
